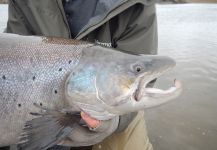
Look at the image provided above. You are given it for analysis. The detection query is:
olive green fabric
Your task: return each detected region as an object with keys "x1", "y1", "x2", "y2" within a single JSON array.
[
  {"x1": 6, "y1": 0, "x2": 157, "y2": 54},
  {"x1": 92, "y1": 111, "x2": 153, "y2": 150}
]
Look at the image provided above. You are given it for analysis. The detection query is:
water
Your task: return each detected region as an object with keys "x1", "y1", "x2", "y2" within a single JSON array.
[
  {"x1": 146, "y1": 4, "x2": 217, "y2": 150},
  {"x1": 0, "y1": 4, "x2": 217, "y2": 150},
  {"x1": 0, "y1": 4, "x2": 8, "y2": 32}
]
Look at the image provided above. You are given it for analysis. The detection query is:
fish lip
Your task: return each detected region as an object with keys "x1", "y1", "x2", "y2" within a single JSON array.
[
  {"x1": 132, "y1": 66, "x2": 175, "y2": 102},
  {"x1": 133, "y1": 88, "x2": 140, "y2": 101},
  {"x1": 132, "y1": 76, "x2": 146, "y2": 101},
  {"x1": 132, "y1": 75, "x2": 149, "y2": 102}
]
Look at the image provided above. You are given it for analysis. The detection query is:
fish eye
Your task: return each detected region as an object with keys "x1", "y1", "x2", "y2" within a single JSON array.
[{"x1": 133, "y1": 65, "x2": 142, "y2": 73}]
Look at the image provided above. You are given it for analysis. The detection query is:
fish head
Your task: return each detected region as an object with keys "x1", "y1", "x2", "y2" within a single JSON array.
[{"x1": 65, "y1": 46, "x2": 182, "y2": 120}]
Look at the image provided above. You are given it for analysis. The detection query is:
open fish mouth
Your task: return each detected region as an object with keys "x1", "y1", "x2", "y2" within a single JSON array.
[
  {"x1": 130, "y1": 59, "x2": 182, "y2": 105},
  {"x1": 133, "y1": 78, "x2": 182, "y2": 102}
]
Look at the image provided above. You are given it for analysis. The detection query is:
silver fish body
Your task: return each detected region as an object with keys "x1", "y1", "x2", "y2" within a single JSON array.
[
  {"x1": 0, "y1": 33, "x2": 92, "y2": 146},
  {"x1": 0, "y1": 33, "x2": 182, "y2": 146}
]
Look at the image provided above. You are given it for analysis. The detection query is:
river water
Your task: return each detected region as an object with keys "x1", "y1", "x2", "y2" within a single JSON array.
[
  {"x1": 0, "y1": 4, "x2": 217, "y2": 150},
  {"x1": 0, "y1": 4, "x2": 7, "y2": 32},
  {"x1": 147, "y1": 4, "x2": 217, "y2": 150}
]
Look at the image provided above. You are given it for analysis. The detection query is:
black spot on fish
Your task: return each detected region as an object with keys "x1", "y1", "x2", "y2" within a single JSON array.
[
  {"x1": 59, "y1": 68, "x2": 62, "y2": 72},
  {"x1": 18, "y1": 103, "x2": 21, "y2": 107},
  {"x1": 68, "y1": 60, "x2": 72, "y2": 64},
  {"x1": 2, "y1": 75, "x2": 6, "y2": 80},
  {"x1": 54, "y1": 90, "x2": 58, "y2": 94},
  {"x1": 33, "y1": 76, "x2": 36, "y2": 81}
]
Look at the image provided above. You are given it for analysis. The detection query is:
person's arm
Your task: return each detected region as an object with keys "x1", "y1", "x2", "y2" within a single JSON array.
[
  {"x1": 58, "y1": 114, "x2": 119, "y2": 147},
  {"x1": 111, "y1": 1, "x2": 158, "y2": 55},
  {"x1": 5, "y1": 0, "x2": 70, "y2": 38},
  {"x1": 5, "y1": 0, "x2": 33, "y2": 35}
]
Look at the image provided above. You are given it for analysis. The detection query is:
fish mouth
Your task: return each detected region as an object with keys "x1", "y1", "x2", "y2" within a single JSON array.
[
  {"x1": 133, "y1": 78, "x2": 181, "y2": 102},
  {"x1": 131, "y1": 66, "x2": 182, "y2": 103}
]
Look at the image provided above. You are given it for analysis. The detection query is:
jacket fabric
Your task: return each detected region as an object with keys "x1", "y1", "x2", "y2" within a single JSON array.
[
  {"x1": 6, "y1": 0, "x2": 158, "y2": 54},
  {"x1": 62, "y1": 0, "x2": 99, "y2": 37}
]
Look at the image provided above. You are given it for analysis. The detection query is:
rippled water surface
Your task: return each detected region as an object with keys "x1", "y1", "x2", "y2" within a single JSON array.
[
  {"x1": 0, "y1": 4, "x2": 217, "y2": 150},
  {"x1": 146, "y1": 4, "x2": 217, "y2": 150}
]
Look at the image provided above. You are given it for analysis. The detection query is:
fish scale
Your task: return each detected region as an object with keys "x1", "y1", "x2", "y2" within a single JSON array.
[
  {"x1": 0, "y1": 33, "x2": 181, "y2": 149},
  {"x1": 0, "y1": 33, "x2": 92, "y2": 146}
]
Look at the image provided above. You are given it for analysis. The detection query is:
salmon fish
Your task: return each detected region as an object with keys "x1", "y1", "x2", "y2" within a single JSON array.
[{"x1": 0, "y1": 33, "x2": 182, "y2": 149}]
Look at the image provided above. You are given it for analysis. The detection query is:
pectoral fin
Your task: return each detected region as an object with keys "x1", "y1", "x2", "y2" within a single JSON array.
[{"x1": 17, "y1": 104, "x2": 81, "y2": 150}]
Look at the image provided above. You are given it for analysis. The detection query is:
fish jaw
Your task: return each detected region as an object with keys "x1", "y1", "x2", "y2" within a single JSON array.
[
  {"x1": 130, "y1": 79, "x2": 182, "y2": 109},
  {"x1": 129, "y1": 56, "x2": 183, "y2": 109},
  {"x1": 106, "y1": 79, "x2": 182, "y2": 116},
  {"x1": 65, "y1": 45, "x2": 182, "y2": 120},
  {"x1": 140, "y1": 79, "x2": 182, "y2": 108},
  {"x1": 105, "y1": 56, "x2": 183, "y2": 115}
]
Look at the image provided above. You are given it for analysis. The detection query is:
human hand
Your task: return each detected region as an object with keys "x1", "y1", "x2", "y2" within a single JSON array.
[
  {"x1": 59, "y1": 112, "x2": 119, "y2": 147},
  {"x1": 80, "y1": 111, "x2": 101, "y2": 129}
]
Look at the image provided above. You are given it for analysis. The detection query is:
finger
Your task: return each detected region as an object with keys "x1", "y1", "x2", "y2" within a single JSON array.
[{"x1": 80, "y1": 112, "x2": 101, "y2": 129}]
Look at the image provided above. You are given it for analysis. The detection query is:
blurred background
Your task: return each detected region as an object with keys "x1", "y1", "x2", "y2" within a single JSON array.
[
  {"x1": 0, "y1": 0, "x2": 217, "y2": 150},
  {"x1": 0, "y1": 0, "x2": 7, "y2": 4}
]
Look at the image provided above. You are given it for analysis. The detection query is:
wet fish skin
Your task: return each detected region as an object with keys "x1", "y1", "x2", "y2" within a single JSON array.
[
  {"x1": 0, "y1": 33, "x2": 91, "y2": 146},
  {"x1": 0, "y1": 33, "x2": 181, "y2": 147},
  {"x1": 65, "y1": 47, "x2": 181, "y2": 120}
]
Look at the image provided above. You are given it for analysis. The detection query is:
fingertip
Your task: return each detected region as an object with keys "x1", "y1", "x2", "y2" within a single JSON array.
[{"x1": 80, "y1": 112, "x2": 101, "y2": 129}]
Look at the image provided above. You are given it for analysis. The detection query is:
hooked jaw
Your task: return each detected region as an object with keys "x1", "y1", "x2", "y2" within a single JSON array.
[
  {"x1": 65, "y1": 53, "x2": 182, "y2": 119},
  {"x1": 130, "y1": 56, "x2": 182, "y2": 109},
  {"x1": 131, "y1": 79, "x2": 182, "y2": 109},
  {"x1": 104, "y1": 56, "x2": 183, "y2": 116}
]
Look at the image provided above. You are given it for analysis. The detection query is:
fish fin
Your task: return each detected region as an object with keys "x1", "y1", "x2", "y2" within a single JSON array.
[{"x1": 17, "y1": 104, "x2": 81, "y2": 150}]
